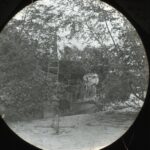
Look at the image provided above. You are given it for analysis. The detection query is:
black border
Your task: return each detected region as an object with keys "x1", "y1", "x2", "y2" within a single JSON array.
[{"x1": 0, "y1": 0, "x2": 150, "y2": 150}]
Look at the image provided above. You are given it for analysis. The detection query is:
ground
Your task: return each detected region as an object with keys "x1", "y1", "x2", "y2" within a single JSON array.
[{"x1": 8, "y1": 110, "x2": 138, "y2": 150}]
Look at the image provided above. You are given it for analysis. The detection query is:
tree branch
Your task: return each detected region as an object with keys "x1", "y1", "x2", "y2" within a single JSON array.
[
  {"x1": 129, "y1": 82, "x2": 144, "y2": 101},
  {"x1": 99, "y1": 5, "x2": 121, "y2": 52}
]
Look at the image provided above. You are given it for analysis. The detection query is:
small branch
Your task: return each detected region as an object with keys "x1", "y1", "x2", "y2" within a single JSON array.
[
  {"x1": 99, "y1": 5, "x2": 121, "y2": 52},
  {"x1": 125, "y1": 100, "x2": 141, "y2": 110},
  {"x1": 85, "y1": 20, "x2": 106, "y2": 49},
  {"x1": 81, "y1": 11, "x2": 107, "y2": 50},
  {"x1": 129, "y1": 83, "x2": 144, "y2": 101}
]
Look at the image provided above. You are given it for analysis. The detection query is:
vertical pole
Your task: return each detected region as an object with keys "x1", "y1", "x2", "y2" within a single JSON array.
[{"x1": 55, "y1": 29, "x2": 60, "y2": 134}]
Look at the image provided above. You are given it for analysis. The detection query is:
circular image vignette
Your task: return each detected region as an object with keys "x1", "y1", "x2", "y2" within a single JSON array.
[{"x1": 0, "y1": 0, "x2": 149, "y2": 150}]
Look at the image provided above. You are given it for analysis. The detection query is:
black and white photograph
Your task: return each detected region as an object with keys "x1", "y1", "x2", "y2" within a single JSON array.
[{"x1": 0, "y1": 0, "x2": 149, "y2": 150}]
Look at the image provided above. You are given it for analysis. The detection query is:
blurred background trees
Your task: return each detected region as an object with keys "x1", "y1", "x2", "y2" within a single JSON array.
[{"x1": 0, "y1": 0, "x2": 148, "y2": 121}]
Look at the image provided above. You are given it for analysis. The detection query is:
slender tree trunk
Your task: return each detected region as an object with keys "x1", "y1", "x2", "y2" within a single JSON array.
[{"x1": 55, "y1": 30, "x2": 60, "y2": 134}]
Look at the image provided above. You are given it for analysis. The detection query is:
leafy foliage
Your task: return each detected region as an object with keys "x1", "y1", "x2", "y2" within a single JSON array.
[{"x1": 0, "y1": 0, "x2": 148, "y2": 121}]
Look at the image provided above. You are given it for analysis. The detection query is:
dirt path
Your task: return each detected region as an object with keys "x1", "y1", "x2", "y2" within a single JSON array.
[{"x1": 8, "y1": 111, "x2": 137, "y2": 150}]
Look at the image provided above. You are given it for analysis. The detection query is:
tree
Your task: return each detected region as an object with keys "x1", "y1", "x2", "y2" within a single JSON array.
[
  {"x1": 0, "y1": 19, "x2": 46, "y2": 121},
  {"x1": 0, "y1": 0, "x2": 148, "y2": 121}
]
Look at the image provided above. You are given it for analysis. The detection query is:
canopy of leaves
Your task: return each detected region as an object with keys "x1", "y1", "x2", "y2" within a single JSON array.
[{"x1": 0, "y1": 0, "x2": 148, "y2": 121}]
